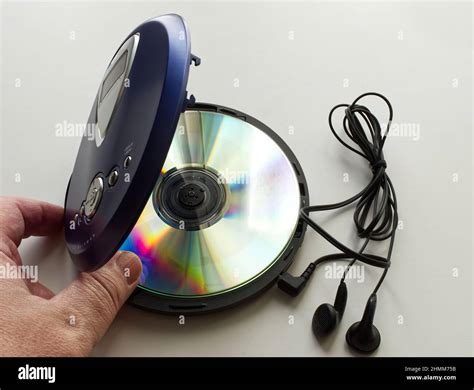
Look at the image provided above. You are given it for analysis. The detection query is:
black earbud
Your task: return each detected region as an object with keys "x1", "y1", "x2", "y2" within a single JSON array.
[
  {"x1": 345, "y1": 293, "x2": 381, "y2": 353},
  {"x1": 312, "y1": 281, "x2": 347, "y2": 336}
]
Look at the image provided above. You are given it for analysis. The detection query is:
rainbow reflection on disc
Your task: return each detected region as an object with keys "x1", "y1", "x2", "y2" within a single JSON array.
[{"x1": 120, "y1": 110, "x2": 301, "y2": 297}]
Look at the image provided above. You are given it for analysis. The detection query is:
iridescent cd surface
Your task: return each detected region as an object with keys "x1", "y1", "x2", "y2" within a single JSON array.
[{"x1": 120, "y1": 110, "x2": 301, "y2": 297}]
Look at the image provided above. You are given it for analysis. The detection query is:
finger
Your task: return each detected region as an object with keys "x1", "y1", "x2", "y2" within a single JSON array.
[
  {"x1": 27, "y1": 280, "x2": 55, "y2": 299},
  {"x1": 0, "y1": 197, "x2": 63, "y2": 247},
  {"x1": 52, "y1": 251, "x2": 142, "y2": 350}
]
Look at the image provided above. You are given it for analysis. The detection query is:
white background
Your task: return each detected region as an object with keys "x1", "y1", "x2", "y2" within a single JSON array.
[{"x1": 1, "y1": 0, "x2": 472, "y2": 356}]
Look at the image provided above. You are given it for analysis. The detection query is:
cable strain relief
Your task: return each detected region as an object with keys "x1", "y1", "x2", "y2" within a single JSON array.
[{"x1": 301, "y1": 262, "x2": 316, "y2": 280}]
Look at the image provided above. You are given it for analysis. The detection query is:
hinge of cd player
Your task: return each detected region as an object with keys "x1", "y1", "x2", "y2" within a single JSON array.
[
  {"x1": 182, "y1": 92, "x2": 196, "y2": 112},
  {"x1": 190, "y1": 54, "x2": 201, "y2": 66}
]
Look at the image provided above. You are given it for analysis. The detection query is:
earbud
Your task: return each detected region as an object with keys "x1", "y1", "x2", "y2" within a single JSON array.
[
  {"x1": 346, "y1": 294, "x2": 381, "y2": 353},
  {"x1": 312, "y1": 281, "x2": 347, "y2": 336}
]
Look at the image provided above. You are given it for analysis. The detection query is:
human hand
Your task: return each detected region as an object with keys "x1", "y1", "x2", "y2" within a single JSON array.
[{"x1": 0, "y1": 196, "x2": 142, "y2": 356}]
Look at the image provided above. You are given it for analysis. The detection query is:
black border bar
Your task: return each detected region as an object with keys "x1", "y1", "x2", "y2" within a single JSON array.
[{"x1": 0, "y1": 357, "x2": 472, "y2": 386}]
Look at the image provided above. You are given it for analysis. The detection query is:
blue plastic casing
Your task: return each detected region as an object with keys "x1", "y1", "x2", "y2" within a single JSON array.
[{"x1": 64, "y1": 15, "x2": 193, "y2": 271}]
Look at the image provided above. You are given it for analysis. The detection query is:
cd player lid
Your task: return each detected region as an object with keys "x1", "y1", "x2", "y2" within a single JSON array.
[{"x1": 64, "y1": 14, "x2": 199, "y2": 271}]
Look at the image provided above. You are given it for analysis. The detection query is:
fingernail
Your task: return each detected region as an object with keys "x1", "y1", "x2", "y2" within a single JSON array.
[{"x1": 116, "y1": 251, "x2": 142, "y2": 285}]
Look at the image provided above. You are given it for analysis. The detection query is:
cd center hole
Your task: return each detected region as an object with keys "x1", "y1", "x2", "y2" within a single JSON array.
[{"x1": 178, "y1": 183, "x2": 205, "y2": 207}]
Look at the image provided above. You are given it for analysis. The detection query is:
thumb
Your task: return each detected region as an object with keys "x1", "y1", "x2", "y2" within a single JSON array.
[{"x1": 53, "y1": 251, "x2": 142, "y2": 351}]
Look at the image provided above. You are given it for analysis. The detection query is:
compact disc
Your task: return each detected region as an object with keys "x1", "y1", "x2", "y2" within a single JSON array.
[{"x1": 120, "y1": 107, "x2": 302, "y2": 298}]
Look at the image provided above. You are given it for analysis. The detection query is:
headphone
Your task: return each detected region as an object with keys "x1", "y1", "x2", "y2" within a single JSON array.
[{"x1": 278, "y1": 92, "x2": 398, "y2": 354}]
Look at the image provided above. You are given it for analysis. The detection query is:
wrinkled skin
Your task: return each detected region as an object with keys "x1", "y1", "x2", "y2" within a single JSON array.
[{"x1": 0, "y1": 197, "x2": 142, "y2": 356}]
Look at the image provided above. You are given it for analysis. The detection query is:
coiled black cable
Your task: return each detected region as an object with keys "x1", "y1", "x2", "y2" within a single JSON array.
[{"x1": 298, "y1": 92, "x2": 398, "y2": 295}]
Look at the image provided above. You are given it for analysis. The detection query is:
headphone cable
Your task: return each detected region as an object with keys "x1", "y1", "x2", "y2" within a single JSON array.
[{"x1": 278, "y1": 92, "x2": 398, "y2": 297}]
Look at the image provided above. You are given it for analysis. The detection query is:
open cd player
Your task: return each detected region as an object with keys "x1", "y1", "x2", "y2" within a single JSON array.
[
  {"x1": 64, "y1": 13, "x2": 398, "y2": 354},
  {"x1": 64, "y1": 14, "x2": 308, "y2": 313}
]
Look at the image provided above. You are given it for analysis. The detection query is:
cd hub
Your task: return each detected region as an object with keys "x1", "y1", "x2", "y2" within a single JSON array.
[
  {"x1": 178, "y1": 183, "x2": 206, "y2": 207},
  {"x1": 153, "y1": 167, "x2": 228, "y2": 231}
]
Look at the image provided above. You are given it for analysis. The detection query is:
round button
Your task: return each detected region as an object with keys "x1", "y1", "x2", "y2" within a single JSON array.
[
  {"x1": 124, "y1": 155, "x2": 132, "y2": 168},
  {"x1": 108, "y1": 170, "x2": 119, "y2": 187},
  {"x1": 84, "y1": 176, "x2": 104, "y2": 220}
]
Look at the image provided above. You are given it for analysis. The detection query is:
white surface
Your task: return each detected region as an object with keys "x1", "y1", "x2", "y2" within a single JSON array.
[{"x1": 1, "y1": 0, "x2": 472, "y2": 356}]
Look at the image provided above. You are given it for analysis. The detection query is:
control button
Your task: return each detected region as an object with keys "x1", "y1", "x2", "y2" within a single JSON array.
[
  {"x1": 84, "y1": 176, "x2": 104, "y2": 220},
  {"x1": 108, "y1": 169, "x2": 119, "y2": 187},
  {"x1": 123, "y1": 155, "x2": 132, "y2": 168}
]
